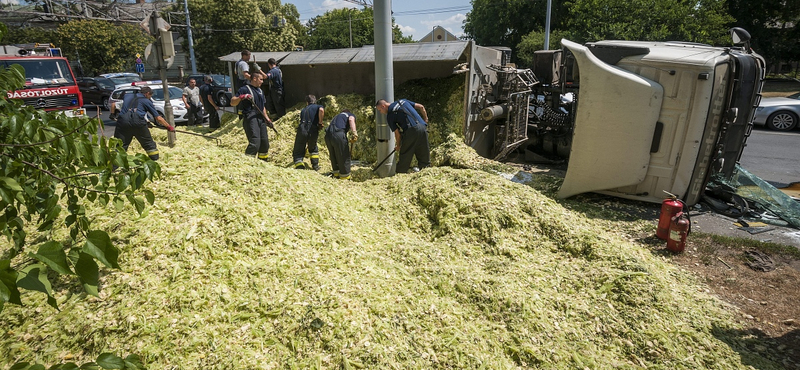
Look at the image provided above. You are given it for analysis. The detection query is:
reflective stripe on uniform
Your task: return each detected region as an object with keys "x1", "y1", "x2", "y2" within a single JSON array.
[
  {"x1": 339, "y1": 174, "x2": 351, "y2": 180},
  {"x1": 258, "y1": 153, "x2": 269, "y2": 159},
  {"x1": 294, "y1": 162, "x2": 305, "y2": 168},
  {"x1": 146, "y1": 150, "x2": 159, "y2": 156},
  {"x1": 310, "y1": 154, "x2": 320, "y2": 159}
]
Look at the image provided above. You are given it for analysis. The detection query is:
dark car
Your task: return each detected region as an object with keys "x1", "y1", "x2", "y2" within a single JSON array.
[
  {"x1": 77, "y1": 77, "x2": 116, "y2": 110},
  {"x1": 184, "y1": 74, "x2": 233, "y2": 107}
]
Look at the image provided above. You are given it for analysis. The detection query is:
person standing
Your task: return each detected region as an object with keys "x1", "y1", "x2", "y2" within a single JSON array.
[
  {"x1": 231, "y1": 73, "x2": 273, "y2": 161},
  {"x1": 324, "y1": 109, "x2": 358, "y2": 179},
  {"x1": 292, "y1": 95, "x2": 325, "y2": 170},
  {"x1": 182, "y1": 78, "x2": 202, "y2": 126},
  {"x1": 114, "y1": 86, "x2": 174, "y2": 161},
  {"x1": 265, "y1": 58, "x2": 285, "y2": 119},
  {"x1": 199, "y1": 75, "x2": 220, "y2": 130},
  {"x1": 374, "y1": 98, "x2": 430, "y2": 173}
]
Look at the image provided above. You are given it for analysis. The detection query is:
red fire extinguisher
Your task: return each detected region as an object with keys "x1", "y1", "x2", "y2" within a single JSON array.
[
  {"x1": 667, "y1": 211, "x2": 690, "y2": 253},
  {"x1": 657, "y1": 193, "x2": 684, "y2": 240}
]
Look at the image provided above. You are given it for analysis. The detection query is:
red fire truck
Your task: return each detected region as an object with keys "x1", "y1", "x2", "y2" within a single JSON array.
[{"x1": 0, "y1": 43, "x2": 85, "y2": 117}]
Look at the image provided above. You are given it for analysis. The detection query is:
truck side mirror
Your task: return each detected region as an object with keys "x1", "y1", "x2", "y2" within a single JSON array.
[{"x1": 729, "y1": 27, "x2": 751, "y2": 46}]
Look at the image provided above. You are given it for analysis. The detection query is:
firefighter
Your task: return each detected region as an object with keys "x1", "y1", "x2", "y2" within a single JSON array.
[
  {"x1": 324, "y1": 109, "x2": 358, "y2": 179},
  {"x1": 374, "y1": 98, "x2": 429, "y2": 173},
  {"x1": 265, "y1": 58, "x2": 285, "y2": 119},
  {"x1": 113, "y1": 86, "x2": 174, "y2": 161},
  {"x1": 292, "y1": 95, "x2": 325, "y2": 170},
  {"x1": 231, "y1": 73, "x2": 273, "y2": 161}
]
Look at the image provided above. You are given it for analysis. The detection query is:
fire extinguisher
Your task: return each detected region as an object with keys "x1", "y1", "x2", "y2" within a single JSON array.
[
  {"x1": 657, "y1": 193, "x2": 684, "y2": 240},
  {"x1": 667, "y1": 211, "x2": 690, "y2": 253}
]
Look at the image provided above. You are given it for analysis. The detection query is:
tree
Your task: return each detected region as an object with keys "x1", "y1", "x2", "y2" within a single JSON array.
[
  {"x1": 303, "y1": 7, "x2": 412, "y2": 50},
  {"x1": 1, "y1": 27, "x2": 58, "y2": 46},
  {"x1": 727, "y1": 0, "x2": 800, "y2": 75},
  {"x1": 182, "y1": 0, "x2": 301, "y2": 73},
  {"x1": 56, "y1": 20, "x2": 153, "y2": 76},
  {"x1": 0, "y1": 22, "x2": 157, "y2": 367},
  {"x1": 563, "y1": 0, "x2": 733, "y2": 45},
  {"x1": 464, "y1": 0, "x2": 569, "y2": 53}
]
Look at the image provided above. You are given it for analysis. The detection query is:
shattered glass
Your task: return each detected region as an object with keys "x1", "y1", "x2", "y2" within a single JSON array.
[{"x1": 707, "y1": 165, "x2": 800, "y2": 229}]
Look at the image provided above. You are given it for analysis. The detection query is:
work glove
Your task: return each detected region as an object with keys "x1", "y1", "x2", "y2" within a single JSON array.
[
  {"x1": 166, "y1": 125, "x2": 175, "y2": 132},
  {"x1": 239, "y1": 94, "x2": 253, "y2": 100},
  {"x1": 348, "y1": 132, "x2": 358, "y2": 143}
]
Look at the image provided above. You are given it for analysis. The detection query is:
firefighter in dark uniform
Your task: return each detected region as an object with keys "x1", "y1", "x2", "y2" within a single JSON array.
[
  {"x1": 324, "y1": 109, "x2": 358, "y2": 179},
  {"x1": 292, "y1": 95, "x2": 325, "y2": 170},
  {"x1": 113, "y1": 86, "x2": 174, "y2": 161},
  {"x1": 375, "y1": 98, "x2": 429, "y2": 173},
  {"x1": 231, "y1": 73, "x2": 273, "y2": 161},
  {"x1": 265, "y1": 58, "x2": 285, "y2": 119}
]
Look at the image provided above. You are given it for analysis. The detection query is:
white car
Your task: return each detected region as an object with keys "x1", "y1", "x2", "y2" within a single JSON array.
[{"x1": 109, "y1": 81, "x2": 207, "y2": 125}]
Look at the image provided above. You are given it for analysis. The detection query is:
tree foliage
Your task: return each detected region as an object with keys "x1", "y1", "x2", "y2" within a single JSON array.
[
  {"x1": 727, "y1": 0, "x2": 800, "y2": 73},
  {"x1": 563, "y1": 0, "x2": 734, "y2": 45},
  {"x1": 182, "y1": 0, "x2": 301, "y2": 73},
  {"x1": 0, "y1": 22, "x2": 158, "y2": 317},
  {"x1": 464, "y1": 0, "x2": 570, "y2": 52},
  {"x1": 302, "y1": 7, "x2": 412, "y2": 50},
  {"x1": 2, "y1": 20, "x2": 152, "y2": 76},
  {"x1": 57, "y1": 20, "x2": 152, "y2": 76}
]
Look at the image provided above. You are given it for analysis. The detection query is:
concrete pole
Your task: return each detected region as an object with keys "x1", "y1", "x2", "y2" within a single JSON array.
[
  {"x1": 149, "y1": 12, "x2": 175, "y2": 146},
  {"x1": 544, "y1": 0, "x2": 552, "y2": 50},
  {"x1": 184, "y1": 0, "x2": 197, "y2": 74},
  {"x1": 374, "y1": 0, "x2": 395, "y2": 177}
]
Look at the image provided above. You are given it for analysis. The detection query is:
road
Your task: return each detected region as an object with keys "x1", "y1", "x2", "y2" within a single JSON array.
[{"x1": 739, "y1": 127, "x2": 800, "y2": 188}]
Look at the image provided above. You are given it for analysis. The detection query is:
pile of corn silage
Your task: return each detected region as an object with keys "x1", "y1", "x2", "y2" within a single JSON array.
[{"x1": 0, "y1": 76, "x2": 781, "y2": 369}]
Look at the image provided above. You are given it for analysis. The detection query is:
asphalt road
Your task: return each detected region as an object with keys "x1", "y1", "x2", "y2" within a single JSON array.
[{"x1": 739, "y1": 126, "x2": 800, "y2": 188}]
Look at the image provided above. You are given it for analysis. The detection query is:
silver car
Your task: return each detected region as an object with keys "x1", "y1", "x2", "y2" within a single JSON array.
[
  {"x1": 752, "y1": 92, "x2": 800, "y2": 131},
  {"x1": 109, "y1": 82, "x2": 207, "y2": 125}
]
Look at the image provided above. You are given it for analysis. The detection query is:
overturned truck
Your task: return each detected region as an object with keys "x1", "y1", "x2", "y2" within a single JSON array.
[{"x1": 464, "y1": 29, "x2": 765, "y2": 206}]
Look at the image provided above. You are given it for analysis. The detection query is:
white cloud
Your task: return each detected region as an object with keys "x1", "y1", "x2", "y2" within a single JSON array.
[
  {"x1": 420, "y1": 13, "x2": 466, "y2": 29},
  {"x1": 396, "y1": 24, "x2": 416, "y2": 37},
  {"x1": 314, "y1": 0, "x2": 357, "y2": 12}
]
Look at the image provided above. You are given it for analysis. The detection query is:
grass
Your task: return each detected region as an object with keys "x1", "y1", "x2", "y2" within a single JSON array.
[{"x1": 0, "y1": 76, "x2": 789, "y2": 369}]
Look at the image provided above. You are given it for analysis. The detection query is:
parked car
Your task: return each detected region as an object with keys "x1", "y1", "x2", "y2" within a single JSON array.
[
  {"x1": 109, "y1": 81, "x2": 207, "y2": 125},
  {"x1": 184, "y1": 73, "x2": 233, "y2": 107},
  {"x1": 77, "y1": 77, "x2": 116, "y2": 110},
  {"x1": 752, "y1": 92, "x2": 800, "y2": 131},
  {"x1": 99, "y1": 72, "x2": 142, "y2": 88}
]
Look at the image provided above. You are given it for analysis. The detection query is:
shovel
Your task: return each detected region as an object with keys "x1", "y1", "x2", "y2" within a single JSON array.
[
  {"x1": 246, "y1": 96, "x2": 279, "y2": 137},
  {"x1": 371, "y1": 148, "x2": 396, "y2": 172}
]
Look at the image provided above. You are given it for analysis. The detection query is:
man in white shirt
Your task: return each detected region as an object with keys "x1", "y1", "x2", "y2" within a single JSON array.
[{"x1": 182, "y1": 78, "x2": 202, "y2": 126}]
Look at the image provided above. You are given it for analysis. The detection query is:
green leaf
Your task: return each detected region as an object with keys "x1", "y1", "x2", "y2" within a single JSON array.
[
  {"x1": 0, "y1": 259, "x2": 21, "y2": 305},
  {"x1": 79, "y1": 363, "x2": 99, "y2": 370},
  {"x1": 16, "y1": 264, "x2": 58, "y2": 310},
  {"x1": 50, "y1": 363, "x2": 80, "y2": 370},
  {"x1": 74, "y1": 253, "x2": 99, "y2": 297},
  {"x1": 115, "y1": 174, "x2": 130, "y2": 193},
  {"x1": 28, "y1": 363, "x2": 45, "y2": 370},
  {"x1": 0, "y1": 176, "x2": 23, "y2": 192},
  {"x1": 9, "y1": 362, "x2": 30, "y2": 370},
  {"x1": 113, "y1": 196, "x2": 124, "y2": 212},
  {"x1": 143, "y1": 190, "x2": 155, "y2": 205},
  {"x1": 123, "y1": 355, "x2": 144, "y2": 369},
  {"x1": 30, "y1": 241, "x2": 74, "y2": 275},
  {"x1": 96, "y1": 353, "x2": 125, "y2": 369},
  {"x1": 83, "y1": 230, "x2": 119, "y2": 269}
]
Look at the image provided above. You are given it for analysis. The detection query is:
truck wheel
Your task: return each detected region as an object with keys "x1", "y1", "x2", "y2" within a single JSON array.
[{"x1": 766, "y1": 111, "x2": 797, "y2": 131}]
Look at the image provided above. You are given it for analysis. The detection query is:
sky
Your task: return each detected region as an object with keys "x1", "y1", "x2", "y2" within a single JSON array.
[{"x1": 291, "y1": 0, "x2": 472, "y2": 40}]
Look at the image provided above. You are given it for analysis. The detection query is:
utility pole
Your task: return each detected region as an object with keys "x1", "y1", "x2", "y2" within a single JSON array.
[
  {"x1": 544, "y1": 0, "x2": 552, "y2": 50},
  {"x1": 374, "y1": 0, "x2": 394, "y2": 177},
  {"x1": 349, "y1": 10, "x2": 353, "y2": 48},
  {"x1": 148, "y1": 12, "x2": 176, "y2": 146},
  {"x1": 183, "y1": 0, "x2": 197, "y2": 74}
]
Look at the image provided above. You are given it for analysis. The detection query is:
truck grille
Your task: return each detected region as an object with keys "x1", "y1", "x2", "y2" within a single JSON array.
[{"x1": 20, "y1": 94, "x2": 80, "y2": 110}]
